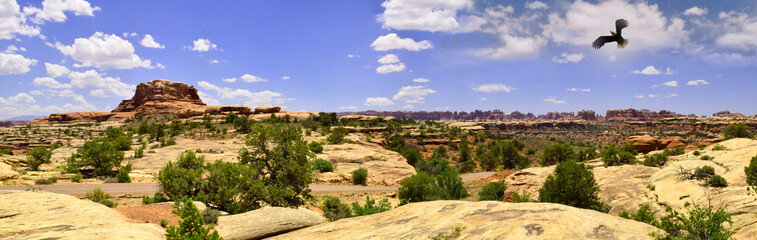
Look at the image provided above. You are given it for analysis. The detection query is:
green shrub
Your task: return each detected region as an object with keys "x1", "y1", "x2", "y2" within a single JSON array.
[
  {"x1": 327, "y1": 127, "x2": 348, "y2": 144},
  {"x1": 651, "y1": 203, "x2": 732, "y2": 240},
  {"x1": 709, "y1": 175, "x2": 728, "y2": 187},
  {"x1": 158, "y1": 151, "x2": 205, "y2": 200},
  {"x1": 134, "y1": 144, "x2": 145, "y2": 158},
  {"x1": 352, "y1": 168, "x2": 368, "y2": 185},
  {"x1": 619, "y1": 203, "x2": 659, "y2": 227},
  {"x1": 700, "y1": 155, "x2": 712, "y2": 160},
  {"x1": 313, "y1": 159, "x2": 334, "y2": 172},
  {"x1": 165, "y1": 198, "x2": 221, "y2": 240},
  {"x1": 601, "y1": 145, "x2": 636, "y2": 166},
  {"x1": 479, "y1": 181, "x2": 507, "y2": 201},
  {"x1": 142, "y1": 192, "x2": 168, "y2": 205},
  {"x1": 746, "y1": 155, "x2": 757, "y2": 194},
  {"x1": 117, "y1": 161, "x2": 132, "y2": 183},
  {"x1": 0, "y1": 148, "x2": 12, "y2": 155},
  {"x1": 98, "y1": 199, "x2": 117, "y2": 208},
  {"x1": 160, "y1": 218, "x2": 169, "y2": 228},
  {"x1": 321, "y1": 196, "x2": 352, "y2": 221},
  {"x1": 398, "y1": 172, "x2": 436, "y2": 203},
  {"x1": 351, "y1": 196, "x2": 391, "y2": 217},
  {"x1": 35, "y1": 178, "x2": 52, "y2": 185},
  {"x1": 692, "y1": 150, "x2": 700, "y2": 156},
  {"x1": 308, "y1": 141, "x2": 324, "y2": 153},
  {"x1": 456, "y1": 159, "x2": 477, "y2": 173},
  {"x1": 434, "y1": 169, "x2": 469, "y2": 200},
  {"x1": 723, "y1": 124, "x2": 753, "y2": 140},
  {"x1": 86, "y1": 187, "x2": 109, "y2": 202},
  {"x1": 694, "y1": 165, "x2": 715, "y2": 176},
  {"x1": 540, "y1": 142, "x2": 576, "y2": 166},
  {"x1": 48, "y1": 176, "x2": 58, "y2": 183},
  {"x1": 712, "y1": 144, "x2": 726, "y2": 151},
  {"x1": 538, "y1": 160, "x2": 608, "y2": 212},
  {"x1": 525, "y1": 148, "x2": 537, "y2": 155},
  {"x1": 71, "y1": 173, "x2": 82, "y2": 182},
  {"x1": 202, "y1": 208, "x2": 221, "y2": 224},
  {"x1": 77, "y1": 140, "x2": 124, "y2": 176},
  {"x1": 511, "y1": 190, "x2": 531, "y2": 202},
  {"x1": 112, "y1": 136, "x2": 132, "y2": 151},
  {"x1": 431, "y1": 146, "x2": 448, "y2": 159},
  {"x1": 643, "y1": 152, "x2": 669, "y2": 167},
  {"x1": 26, "y1": 147, "x2": 52, "y2": 171},
  {"x1": 416, "y1": 158, "x2": 452, "y2": 176}
]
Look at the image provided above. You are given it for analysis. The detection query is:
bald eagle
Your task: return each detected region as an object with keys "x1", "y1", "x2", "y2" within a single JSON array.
[{"x1": 592, "y1": 19, "x2": 629, "y2": 49}]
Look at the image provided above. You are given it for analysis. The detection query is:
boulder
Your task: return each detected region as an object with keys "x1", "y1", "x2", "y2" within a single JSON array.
[
  {"x1": 698, "y1": 137, "x2": 724, "y2": 147},
  {"x1": 270, "y1": 201, "x2": 659, "y2": 240},
  {"x1": 215, "y1": 206, "x2": 324, "y2": 240},
  {"x1": 661, "y1": 136, "x2": 686, "y2": 149},
  {"x1": 315, "y1": 144, "x2": 416, "y2": 186},
  {"x1": 0, "y1": 162, "x2": 18, "y2": 180},
  {"x1": 0, "y1": 190, "x2": 164, "y2": 239},
  {"x1": 627, "y1": 135, "x2": 662, "y2": 153},
  {"x1": 254, "y1": 106, "x2": 281, "y2": 114}
]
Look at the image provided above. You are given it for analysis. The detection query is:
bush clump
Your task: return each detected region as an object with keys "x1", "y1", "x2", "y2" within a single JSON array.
[
  {"x1": 709, "y1": 175, "x2": 728, "y2": 187},
  {"x1": 352, "y1": 167, "x2": 368, "y2": 185},
  {"x1": 478, "y1": 181, "x2": 507, "y2": 201},
  {"x1": 643, "y1": 152, "x2": 669, "y2": 167},
  {"x1": 327, "y1": 127, "x2": 349, "y2": 144},
  {"x1": 313, "y1": 159, "x2": 334, "y2": 172},
  {"x1": 165, "y1": 198, "x2": 221, "y2": 240},
  {"x1": 398, "y1": 169, "x2": 469, "y2": 204},
  {"x1": 619, "y1": 203, "x2": 659, "y2": 227},
  {"x1": 538, "y1": 160, "x2": 608, "y2": 212},
  {"x1": 26, "y1": 147, "x2": 52, "y2": 171},
  {"x1": 540, "y1": 141, "x2": 576, "y2": 166},
  {"x1": 77, "y1": 140, "x2": 124, "y2": 176},
  {"x1": 351, "y1": 196, "x2": 391, "y2": 217},
  {"x1": 321, "y1": 196, "x2": 352, "y2": 221},
  {"x1": 117, "y1": 161, "x2": 132, "y2": 183},
  {"x1": 308, "y1": 141, "x2": 324, "y2": 153},
  {"x1": 746, "y1": 154, "x2": 757, "y2": 194},
  {"x1": 723, "y1": 124, "x2": 753, "y2": 140},
  {"x1": 601, "y1": 144, "x2": 636, "y2": 166},
  {"x1": 71, "y1": 173, "x2": 82, "y2": 182},
  {"x1": 712, "y1": 144, "x2": 726, "y2": 151}
]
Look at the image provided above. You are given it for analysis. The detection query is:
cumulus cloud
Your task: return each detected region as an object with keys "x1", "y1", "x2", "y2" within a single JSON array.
[
  {"x1": 222, "y1": 78, "x2": 237, "y2": 83},
  {"x1": 631, "y1": 65, "x2": 663, "y2": 75},
  {"x1": 634, "y1": 95, "x2": 645, "y2": 99},
  {"x1": 542, "y1": 0, "x2": 689, "y2": 51},
  {"x1": 4, "y1": 45, "x2": 25, "y2": 53},
  {"x1": 376, "y1": 63, "x2": 406, "y2": 74},
  {"x1": 715, "y1": 11, "x2": 757, "y2": 51},
  {"x1": 0, "y1": 0, "x2": 40, "y2": 39},
  {"x1": 687, "y1": 79, "x2": 709, "y2": 86},
  {"x1": 377, "y1": 0, "x2": 473, "y2": 32},
  {"x1": 347, "y1": 54, "x2": 360, "y2": 58},
  {"x1": 188, "y1": 38, "x2": 217, "y2": 52},
  {"x1": 197, "y1": 81, "x2": 289, "y2": 107},
  {"x1": 552, "y1": 52, "x2": 585, "y2": 63},
  {"x1": 472, "y1": 83, "x2": 515, "y2": 93},
  {"x1": 140, "y1": 34, "x2": 165, "y2": 49},
  {"x1": 543, "y1": 97, "x2": 566, "y2": 104},
  {"x1": 364, "y1": 97, "x2": 395, "y2": 106},
  {"x1": 393, "y1": 85, "x2": 436, "y2": 103},
  {"x1": 33, "y1": 77, "x2": 71, "y2": 89},
  {"x1": 701, "y1": 52, "x2": 757, "y2": 67},
  {"x1": 665, "y1": 93, "x2": 678, "y2": 98},
  {"x1": 0, "y1": 91, "x2": 97, "y2": 119},
  {"x1": 339, "y1": 106, "x2": 357, "y2": 110},
  {"x1": 0, "y1": 53, "x2": 37, "y2": 75},
  {"x1": 476, "y1": 35, "x2": 546, "y2": 60},
  {"x1": 683, "y1": 7, "x2": 707, "y2": 16},
  {"x1": 282, "y1": 76, "x2": 291, "y2": 80},
  {"x1": 663, "y1": 81, "x2": 678, "y2": 87},
  {"x1": 67, "y1": 70, "x2": 135, "y2": 98},
  {"x1": 23, "y1": 0, "x2": 100, "y2": 23},
  {"x1": 197, "y1": 90, "x2": 220, "y2": 105},
  {"x1": 566, "y1": 88, "x2": 591, "y2": 92},
  {"x1": 413, "y1": 78, "x2": 430, "y2": 83},
  {"x1": 402, "y1": 104, "x2": 414, "y2": 109},
  {"x1": 45, "y1": 63, "x2": 69, "y2": 77},
  {"x1": 648, "y1": 94, "x2": 658, "y2": 98},
  {"x1": 525, "y1": 1, "x2": 548, "y2": 10},
  {"x1": 240, "y1": 74, "x2": 266, "y2": 83},
  {"x1": 371, "y1": 33, "x2": 432, "y2": 51},
  {"x1": 377, "y1": 54, "x2": 400, "y2": 64},
  {"x1": 209, "y1": 59, "x2": 219, "y2": 64},
  {"x1": 0, "y1": 93, "x2": 35, "y2": 105},
  {"x1": 54, "y1": 32, "x2": 156, "y2": 70}
]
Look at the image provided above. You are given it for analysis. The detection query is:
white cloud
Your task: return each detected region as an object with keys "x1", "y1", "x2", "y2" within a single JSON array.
[
  {"x1": 122, "y1": 32, "x2": 137, "y2": 37},
  {"x1": 23, "y1": 0, "x2": 100, "y2": 23},
  {"x1": 648, "y1": 94, "x2": 658, "y2": 98},
  {"x1": 338, "y1": 106, "x2": 357, "y2": 110},
  {"x1": 347, "y1": 54, "x2": 360, "y2": 58},
  {"x1": 3, "y1": 45, "x2": 25, "y2": 53},
  {"x1": 476, "y1": 35, "x2": 546, "y2": 60},
  {"x1": 197, "y1": 90, "x2": 220, "y2": 105},
  {"x1": 715, "y1": 11, "x2": 757, "y2": 51},
  {"x1": 665, "y1": 93, "x2": 678, "y2": 98},
  {"x1": 525, "y1": 1, "x2": 548, "y2": 10},
  {"x1": 543, "y1": 97, "x2": 566, "y2": 104},
  {"x1": 393, "y1": 85, "x2": 436, "y2": 103},
  {"x1": 371, "y1": 33, "x2": 432, "y2": 51},
  {"x1": 377, "y1": 54, "x2": 400, "y2": 64},
  {"x1": 0, "y1": 93, "x2": 35, "y2": 105},
  {"x1": 701, "y1": 52, "x2": 757, "y2": 67},
  {"x1": 222, "y1": 78, "x2": 237, "y2": 83},
  {"x1": 376, "y1": 63, "x2": 406, "y2": 74},
  {"x1": 609, "y1": 55, "x2": 617, "y2": 62},
  {"x1": 140, "y1": 34, "x2": 165, "y2": 49},
  {"x1": 663, "y1": 81, "x2": 678, "y2": 87},
  {"x1": 45, "y1": 63, "x2": 69, "y2": 77},
  {"x1": 33, "y1": 77, "x2": 71, "y2": 89},
  {"x1": 687, "y1": 79, "x2": 709, "y2": 86},
  {"x1": 664, "y1": 68, "x2": 675, "y2": 75},
  {"x1": 402, "y1": 104, "x2": 414, "y2": 109},
  {"x1": 472, "y1": 83, "x2": 515, "y2": 93},
  {"x1": 378, "y1": 0, "x2": 472, "y2": 32},
  {"x1": 189, "y1": 38, "x2": 217, "y2": 52},
  {"x1": 542, "y1": 0, "x2": 689, "y2": 51},
  {"x1": 209, "y1": 59, "x2": 219, "y2": 64},
  {"x1": 412, "y1": 78, "x2": 430, "y2": 83},
  {"x1": 0, "y1": 0, "x2": 40, "y2": 39},
  {"x1": 240, "y1": 74, "x2": 267, "y2": 83},
  {"x1": 0, "y1": 53, "x2": 37, "y2": 75},
  {"x1": 651, "y1": 84, "x2": 660, "y2": 88},
  {"x1": 364, "y1": 97, "x2": 395, "y2": 106},
  {"x1": 197, "y1": 81, "x2": 289, "y2": 107},
  {"x1": 566, "y1": 88, "x2": 591, "y2": 92},
  {"x1": 552, "y1": 52, "x2": 585, "y2": 63},
  {"x1": 67, "y1": 70, "x2": 135, "y2": 98},
  {"x1": 282, "y1": 76, "x2": 291, "y2": 80},
  {"x1": 683, "y1": 7, "x2": 707, "y2": 16},
  {"x1": 631, "y1": 65, "x2": 663, "y2": 75},
  {"x1": 54, "y1": 32, "x2": 155, "y2": 70},
  {"x1": 634, "y1": 95, "x2": 645, "y2": 99}
]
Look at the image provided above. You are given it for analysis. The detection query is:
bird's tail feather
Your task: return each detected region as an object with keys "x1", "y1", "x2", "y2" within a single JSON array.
[{"x1": 617, "y1": 39, "x2": 629, "y2": 49}]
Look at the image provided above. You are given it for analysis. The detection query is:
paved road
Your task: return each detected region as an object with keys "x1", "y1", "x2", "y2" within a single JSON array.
[{"x1": 0, "y1": 172, "x2": 498, "y2": 195}]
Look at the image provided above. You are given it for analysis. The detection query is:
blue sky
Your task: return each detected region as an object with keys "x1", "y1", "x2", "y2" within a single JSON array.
[{"x1": 1, "y1": 0, "x2": 756, "y2": 119}]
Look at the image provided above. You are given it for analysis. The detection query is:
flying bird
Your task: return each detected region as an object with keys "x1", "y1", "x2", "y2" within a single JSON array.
[{"x1": 592, "y1": 19, "x2": 629, "y2": 49}]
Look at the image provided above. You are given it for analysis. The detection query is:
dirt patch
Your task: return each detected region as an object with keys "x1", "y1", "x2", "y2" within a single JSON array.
[{"x1": 115, "y1": 202, "x2": 179, "y2": 227}]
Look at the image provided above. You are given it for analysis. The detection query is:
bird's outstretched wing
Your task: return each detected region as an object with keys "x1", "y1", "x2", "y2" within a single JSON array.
[
  {"x1": 592, "y1": 36, "x2": 614, "y2": 49},
  {"x1": 615, "y1": 19, "x2": 628, "y2": 35}
]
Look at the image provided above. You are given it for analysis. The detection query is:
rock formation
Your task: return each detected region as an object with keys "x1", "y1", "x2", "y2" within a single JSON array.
[
  {"x1": 315, "y1": 144, "x2": 416, "y2": 186},
  {"x1": 0, "y1": 190, "x2": 164, "y2": 239},
  {"x1": 270, "y1": 201, "x2": 659, "y2": 240},
  {"x1": 626, "y1": 135, "x2": 688, "y2": 153},
  {"x1": 112, "y1": 79, "x2": 205, "y2": 112},
  {"x1": 215, "y1": 206, "x2": 325, "y2": 240}
]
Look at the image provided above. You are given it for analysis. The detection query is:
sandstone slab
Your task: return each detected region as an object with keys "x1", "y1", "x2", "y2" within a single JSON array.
[
  {"x1": 316, "y1": 143, "x2": 416, "y2": 186},
  {"x1": 215, "y1": 206, "x2": 324, "y2": 240}
]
